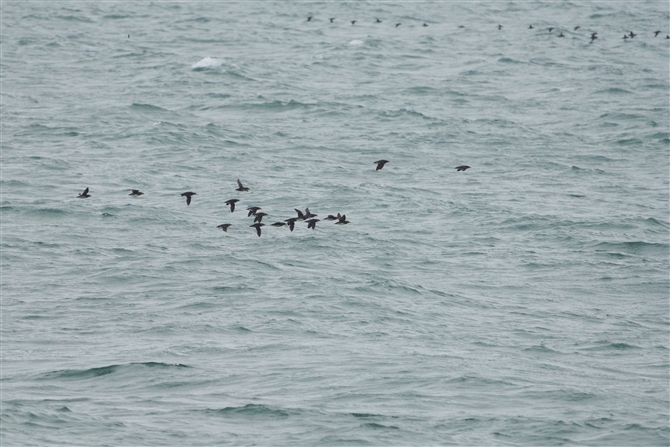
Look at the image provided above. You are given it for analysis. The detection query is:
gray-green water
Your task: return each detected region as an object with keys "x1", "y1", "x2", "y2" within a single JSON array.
[{"x1": 2, "y1": 1, "x2": 669, "y2": 445}]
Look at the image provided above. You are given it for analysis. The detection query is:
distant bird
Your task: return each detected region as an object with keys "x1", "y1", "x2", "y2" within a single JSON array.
[
  {"x1": 329, "y1": 18, "x2": 335, "y2": 23},
  {"x1": 250, "y1": 223, "x2": 265, "y2": 237},
  {"x1": 422, "y1": 23, "x2": 428, "y2": 27},
  {"x1": 374, "y1": 159, "x2": 389, "y2": 171},
  {"x1": 324, "y1": 213, "x2": 341, "y2": 221},
  {"x1": 528, "y1": 25, "x2": 534, "y2": 29},
  {"x1": 351, "y1": 20, "x2": 356, "y2": 25},
  {"x1": 78, "y1": 187, "x2": 91, "y2": 198},
  {"x1": 307, "y1": 16, "x2": 312, "y2": 22},
  {"x1": 303, "y1": 208, "x2": 317, "y2": 219},
  {"x1": 623, "y1": 34, "x2": 629, "y2": 39},
  {"x1": 574, "y1": 26, "x2": 581, "y2": 31},
  {"x1": 375, "y1": 18, "x2": 382, "y2": 23},
  {"x1": 128, "y1": 189, "x2": 144, "y2": 196},
  {"x1": 181, "y1": 191, "x2": 196, "y2": 205},
  {"x1": 271, "y1": 222, "x2": 286, "y2": 227},
  {"x1": 548, "y1": 27, "x2": 554, "y2": 32},
  {"x1": 591, "y1": 33, "x2": 598, "y2": 42},
  {"x1": 236, "y1": 179, "x2": 249, "y2": 192},
  {"x1": 225, "y1": 199, "x2": 239, "y2": 212},
  {"x1": 285, "y1": 217, "x2": 298, "y2": 231},
  {"x1": 306, "y1": 218, "x2": 320, "y2": 229},
  {"x1": 498, "y1": 24, "x2": 503, "y2": 30},
  {"x1": 667, "y1": 35, "x2": 670, "y2": 39},
  {"x1": 395, "y1": 23, "x2": 401, "y2": 27},
  {"x1": 629, "y1": 31, "x2": 636, "y2": 38},
  {"x1": 247, "y1": 206, "x2": 262, "y2": 217},
  {"x1": 294, "y1": 208, "x2": 305, "y2": 220},
  {"x1": 458, "y1": 25, "x2": 465, "y2": 28},
  {"x1": 335, "y1": 214, "x2": 349, "y2": 225},
  {"x1": 253, "y1": 212, "x2": 268, "y2": 223},
  {"x1": 558, "y1": 32, "x2": 565, "y2": 37},
  {"x1": 217, "y1": 224, "x2": 232, "y2": 232},
  {"x1": 654, "y1": 30, "x2": 661, "y2": 37},
  {"x1": 455, "y1": 165, "x2": 471, "y2": 171}
]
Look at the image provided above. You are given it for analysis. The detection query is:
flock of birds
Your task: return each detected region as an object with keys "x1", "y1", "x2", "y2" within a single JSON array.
[
  {"x1": 303, "y1": 16, "x2": 669, "y2": 41},
  {"x1": 76, "y1": 162, "x2": 471, "y2": 237}
]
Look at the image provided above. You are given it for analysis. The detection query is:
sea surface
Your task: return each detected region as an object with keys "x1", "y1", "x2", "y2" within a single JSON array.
[{"x1": 2, "y1": 1, "x2": 669, "y2": 445}]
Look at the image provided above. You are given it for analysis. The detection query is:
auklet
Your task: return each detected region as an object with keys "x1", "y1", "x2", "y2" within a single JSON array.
[
  {"x1": 574, "y1": 26, "x2": 581, "y2": 31},
  {"x1": 423, "y1": 23, "x2": 428, "y2": 27},
  {"x1": 629, "y1": 31, "x2": 636, "y2": 38},
  {"x1": 129, "y1": 189, "x2": 144, "y2": 196},
  {"x1": 590, "y1": 33, "x2": 598, "y2": 42},
  {"x1": 247, "y1": 206, "x2": 262, "y2": 217},
  {"x1": 181, "y1": 191, "x2": 196, "y2": 205},
  {"x1": 225, "y1": 199, "x2": 239, "y2": 212},
  {"x1": 623, "y1": 34, "x2": 629, "y2": 39},
  {"x1": 558, "y1": 32, "x2": 565, "y2": 37},
  {"x1": 351, "y1": 20, "x2": 356, "y2": 25},
  {"x1": 529, "y1": 25, "x2": 534, "y2": 29},
  {"x1": 455, "y1": 165, "x2": 471, "y2": 171},
  {"x1": 236, "y1": 179, "x2": 249, "y2": 192},
  {"x1": 498, "y1": 24, "x2": 503, "y2": 30},
  {"x1": 329, "y1": 18, "x2": 335, "y2": 23},
  {"x1": 395, "y1": 23, "x2": 401, "y2": 27},
  {"x1": 303, "y1": 208, "x2": 317, "y2": 219},
  {"x1": 375, "y1": 18, "x2": 382, "y2": 23},
  {"x1": 250, "y1": 223, "x2": 265, "y2": 237},
  {"x1": 271, "y1": 222, "x2": 286, "y2": 227},
  {"x1": 324, "y1": 213, "x2": 341, "y2": 221},
  {"x1": 307, "y1": 16, "x2": 313, "y2": 22},
  {"x1": 306, "y1": 218, "x2": 320, "y2": 229},
  {"x1": 78, "y1": 187, "x2": 91, "y2": 198},
  {"x1": 284, "y1": 217, "x2": 298, "y2": 231},
  {"x1": 667, "y1": 35, "x2": 670, "y2": 39},
  {"x1": 548, "y1": 27, "x2": 554, "y2": 32},
  {"x1": 217, "y1": 223, "x2": 232, "y2": 232},
  {"x1": 335, "y1": 214, "x2": 349, "y2": 225},
  {"x1": 654, "y1": 30, "x2": 661, "y2": 37},
  {"x1": 374, "y1": 159, "x2": 389, "y2": 171},
  {"x1": 253, "y1": 212, "x2": 268, "y2": 223},
  {"x1": 294, "y1": 208, "x2": 305, "y2": 220}
]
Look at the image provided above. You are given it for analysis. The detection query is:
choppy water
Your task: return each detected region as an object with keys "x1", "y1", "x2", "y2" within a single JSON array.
[{"x1": 2, "y1": 1, "x2": 669, "y2": 445}]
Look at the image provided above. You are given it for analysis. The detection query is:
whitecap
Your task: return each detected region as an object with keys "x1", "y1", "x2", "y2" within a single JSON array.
[
  {"x1": 349, "y1": 39, "x2": 364, "y2": 46},
  {"x1": 191, "y1": 57, "x2": 222, "y2": 70}
]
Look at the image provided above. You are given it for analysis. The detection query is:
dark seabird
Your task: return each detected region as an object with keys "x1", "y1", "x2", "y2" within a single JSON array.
[
  {"x1": 335, "y1": 214, "x2": 349, "y2": 225},
  {"x1": 654, "y1": 30, "x2": 661, "y2": 37},
  {"x1": 181, "y1": 191, "x2": 196, "y2": 205},
  {"x1": 324, "y1": 213, "x2": 341, "y2": 221},
  {"x1": 307, "y1": 16, "x2": 313, "y2": 22},
  {"x1": 667, "y1": 35, "x2": 670, "y2": 39},
  {"x1": 254, "y1": 212, "x2": 268, "y2": 223},
  {"x1": 271, "y1": 222, "x2": 286, "y2": 227},
  {"x1": 285, "y1": 217, "x2": 298, "y2": 231},
  {"x1": 375, "y1": 18, "x2": 382, "y2": 23},
  {"x1": 574, "y1": 26, "x2": 581, "y2": 31},
  {"x1": 623, "y1": 34, "x2": 629, "y2": 39},
  {"x1": 250, "y1": 223, "x2": 265, "y2": 237},
  {"x1": 590, "y1": 33, "x2": 598, "y2": 42},
  {"x1": 423, "y1": 23, "x2": 428, "y2": 27},
  {"x1": 306, "y1": 218, "x2": 320, "y2": 229},
  {"x1": 548, "y1": 27, "x2": 554, "y2": 32},
  {"x1": 529, "y1": 25, "x2": 534, "y2": 29},
  {"x1": 225, "y1": 199, "x2": 239, "y2": 212},
  {"x1": 455, "y1": 165, "x2": 471, "y2": 171},
  {"x1": 498, "y1": 24, "x2": 503, "y2": 30},
  {"x1": 458, "y1": 25, "x2": 465, "y2": 28},
  {"x1": 247, "y1": 206, "x2": 262, "y2": 217},
  {"x1": 217, "y1": 223, "x2": 232, "y2": 232},
  {"x1": 329, "y1": 18, "x2": 335, "y2": 23},
  {"x1": 303, "y1": 207, "x2": 317, "y2": 219},
  {"x1": 236, "y1": 179, "x2": 249, "y2": 192},
  {"x1": 558, "y1": 32, "x2": 565, "y2": 37},
  {"x1": 629, "y1": 31, "x2": 636, "y2": 38},
  {"x1": 294, "y1": 208, "x2": 305, "y2": 220},
  {"x1": 351, "y1": 20, "x2": 356, "y2": 25},
  {"x1": 129, "y1": 189, "x2": 144, "y2": 196},
  {"x1": 374, "y1": 159, "x2": 389, "y2": 171},
  {"x1": 78, "y1": 187, "x2": 91, "y2": 198},
  {"x1": 395, "y1": 23, "x2": 401, "y2": 28}
]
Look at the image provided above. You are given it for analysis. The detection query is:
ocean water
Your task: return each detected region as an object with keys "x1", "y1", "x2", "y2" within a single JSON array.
[{"x1": 2, "y1": 1, "x2": 669, "y2": 445}]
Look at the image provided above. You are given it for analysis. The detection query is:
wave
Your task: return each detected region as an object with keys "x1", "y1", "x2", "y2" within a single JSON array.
[
  {"x1": 203, "y1": 404, "x2": 291, "y2": 418},
  {"x1": 191, "y1": 57, "x2": 222, "y2": 70},
  {"x1": 37, "y1": 362, "x2": 190, "y2": 380}
]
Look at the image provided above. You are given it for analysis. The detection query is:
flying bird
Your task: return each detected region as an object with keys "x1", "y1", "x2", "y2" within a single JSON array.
[
  {"x1": 654, "y1": 30, "x2": 661, "y2": 37},
  {"x1": 455, "y1": 165, "x2": 471, "y2": 171},
  {"x1": 250, "y1": 223, "x2": 265, "y2": 237},
  {"x1": 374, "y1": 159, "x2": 389, "y2": 171},
  {"x1": 247, "y1": 206, "x2": 262, "y2": 217},
  {"x1": 254, "y1": 212, "x2": 268, "y2": 223},
  {"x1": 128, "y1": 189, "x2": 144, "y2": 196},
  {"x1": 324, "y1": 213, "x2": 341, "y2": 221},
  {"x1": 271, "y1": 222, "x2": 287, "y2": 227},
  {"x1": 335, "y1": 214, "x2": 349, "y2": 225},
  {"x1": 236, "y1": 179, "x2": 249, "y2": 192},
  {"x1": 285, "y1": 218, "x2": 298, "y2": 231},
  {"x1": 225, "y1": 199, "x2": 239, "y2": 212},
  {"x1": 181, "y1": 191, "x2": 196, "y2": 205},
  {"x1": 217, "y1": 224, "x2": 232, "y2": 232},
  {"x1": 78, "y1": 187, "x2": 91, "y2": 198},
  {"x1": 306, "y1": 218, "x2": 320, "y2": 229},
  {"x1": 574, "y1": 26, "x2": 581, "y2": 31}
]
